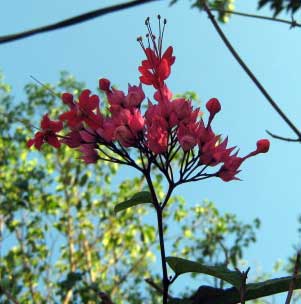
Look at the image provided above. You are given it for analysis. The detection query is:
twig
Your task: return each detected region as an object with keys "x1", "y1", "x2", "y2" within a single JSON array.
[
  {"x1": 0, "y1": 0, "x2": 158, "y2": 44},
  {"x1": 30, "y1": 75, "x2": 60, "y2": 98},
  {"x1": 211, "y1": 8, "x2": 301, "y2": 28},
  {"x1": 111, "y1": 250, "x2": 148, "y2": 295},
  {"x1": 15, "y1": 225, "x2": 37, "y2": 303},
  {"x1": 266, "y1": 130, "x2": 300, "y2": 142},
  {"x1": 145, "y1": 278, "x2": 172, "y2": 299},
  {"x1": 236, "y1": 267, "x2": 250, "y2": 304},
  {"x1": 285, "y1": 250, "x2": 301, "y2": 304},
  {"x1": 0, "y1": 284, "x2": 21, "y2": 304},
  {"x1": 202, "y1": 2, "x2": 301, "y2": 141},
  {"x1": 63, "y1": 185, "x2": 76, "y2": 304},
  {"x1": 97, "y1": 291, "x2": 115, "y2": 304}
]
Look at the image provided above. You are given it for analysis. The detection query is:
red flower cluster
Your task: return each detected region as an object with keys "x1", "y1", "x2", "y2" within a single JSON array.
[
  {"x1": 28, "y1": 16, "x2": 269, "y2": 182},
  {"x1": 27, "y1": 114, "x2": 63, "y2": 149}
]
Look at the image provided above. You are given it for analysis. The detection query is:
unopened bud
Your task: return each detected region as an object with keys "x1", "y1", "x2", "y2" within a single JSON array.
[
  {"x1": 99, "y1": 78, "x2": 110, "y2": 91},
  {"x1": 256, "y1": 139, "x2": 270, "y2": 153},
  {"x1": 206, "y1": 98, "x2": 221, "y2": 115},
  {"x1": 61, "y1": 92, "x2": 74, "y2": 105}
]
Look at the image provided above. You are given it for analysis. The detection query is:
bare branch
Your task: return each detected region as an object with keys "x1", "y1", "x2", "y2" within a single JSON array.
[
  {"x1": 97, "y1": 291, "x2": 115, "y2": 304},
  {"x1": 211, "y1": 8, "x2": 301, "y2": 28},
  {"x1": 0, "y1": 0, "x2": 159, "y2": 45},
  {"x1": 266, "y1": 130, "x2": 301, "y2": 142},
  {"x1": 285, "y1": 250, "x2": 301, "y2": 304},
  {"x1": 0, "y1": 284, "x2": 21, "y2": 304},
  {"x1": 145, "y1": 278, "x2": 172, "y2": 299},
  {"x1": 202, "y1": 2, "x2": 301, "y2": 141}
]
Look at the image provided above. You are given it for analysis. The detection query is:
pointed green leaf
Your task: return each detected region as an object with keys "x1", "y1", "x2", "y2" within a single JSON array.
[
  {"x1": 245, "y1": 275, "x2": 301, "y2": 299},
  {"x1": 114, "y1": 191, "x2": 152, "y2": 213},
  {"x1": 166, "y1": 256, "x2": 241, "y2": 288}
]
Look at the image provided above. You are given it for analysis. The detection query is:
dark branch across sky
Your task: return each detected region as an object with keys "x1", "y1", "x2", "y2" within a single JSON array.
[{"x1": 0, "y1": 0, "x2": 159, "y2": 44}]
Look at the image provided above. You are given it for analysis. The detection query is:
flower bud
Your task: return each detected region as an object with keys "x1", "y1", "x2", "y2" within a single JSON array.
[
  {"x1": 61, "y1": 92, "x2": 74, "y2": 107},
  {"x1": 256, "y1": 139, "x2": 270, "y2": 153},
  {"x1": 206, "y1": 98, "x2": 221, "y2": 116},
  {"x1": 99, "y1": 78, "x2": 111, "y2": 91}
]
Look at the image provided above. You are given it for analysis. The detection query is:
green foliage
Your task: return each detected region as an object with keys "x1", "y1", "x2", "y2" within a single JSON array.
[
  {"x1": 171, "y1": 201, "x2": 260, "y2": 269},
  {"x1": 258, "y1": 0, "x2": 301, "y2": 17},
  {"x1": 169, "y1": 0, "x2": 236, "y2": 23},
  {"x1": 0, "y1": 72, "x2": 159, "y2": 303},
  {"x1": 166, "y1": 256, "x2": 242, "y2": 288}
]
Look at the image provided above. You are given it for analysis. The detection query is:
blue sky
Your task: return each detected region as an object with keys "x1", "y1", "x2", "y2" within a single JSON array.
[{"x1": 1, "y1": 0, "x2": 301, "y2": 301}]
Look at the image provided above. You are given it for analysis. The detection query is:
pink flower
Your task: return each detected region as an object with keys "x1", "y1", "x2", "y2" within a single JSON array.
[
  {"x1": 147, "y1": 124, "x2": 168, "y2": 154},
  {"x1": 27, "y1": 114, "x2": 63, "y2": 150},
  {"x1": 112, "y1": 109, "x2": 145, "y2": 147},
  {"x1": 177, "y1": 123, "x2": 199, "y2": 151},
  {"x1": 96, "y1": 118, "x2": 116, "y2": 143},
  {"x1": 59, "y1": 89, "x2": 102, "y2": 130},
  {"x1": 79, "y1": 129, "x2": 97, "y2": 143},
  {"x1": 62, "y1": 130, "x2": 82, "y2": 148},
  {"x1": 200, "y1": 137, "x2": 235, "y2": 166},
  {"x1": 154, "y1": 85, "x2": 173, "y2": 103},
  {"x1": 138, "y1": 47, "x2": 175, "y2": 89},
  {"x1": 79, "y1": 144, "x2": 99, "y2": 164},
  {"x1": 137, "y1": 17, "x2": 175, "y2": 89},
  {"x1": 125, "y1": 84, "x2": 145, "y2": 108},
  {"x1": 115, "y1": 126, "x2": 137, "y2": 147},
  {"x1": 217, "y1": 139, "x2": 270, "y2": 181},
  {"x1": 217, "y1": 155, "x2": 243, "y2": 182}
]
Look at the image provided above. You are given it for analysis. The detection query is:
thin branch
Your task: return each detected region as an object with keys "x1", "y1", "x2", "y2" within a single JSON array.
[
  {"x1": 0, "y1": 0, "x2": 159, "y2": 45},
  {"x1": 145, "y1": 278, "x2": 172, "y2": 299},
  {"x1": 62, "y1": 186, "x2": 76, "y2": 304},
  {"x1": 202, "y1": 2, "x2": 301, "y2": 141},
  {"x1": 211, "y1": 8, "x2": 301, "y2": 28},
  {"x1": 15, "y1": 225, "x2": 37, "y2": 304},
  {"x1": 97, "y1": 291, "x2": 115, "y2": 304},
  {"x1": 266, "y1": 130, "x2": 300, "y2": 142},
  {"x1": 111, "y1": 250, "x2": 148, "y2": 295},
  {"x1": 236, "y1": 267, "x2": 250, "y2": 304},
  {"x1": 30, "y1": 75, "x2": 60, "y2": 98},
  {"x1": 0, "y1": 285, "x2": 20, "y2": 304},
  {"x1": 285, "y1": 250, "x2": 301, "y2": 304}
]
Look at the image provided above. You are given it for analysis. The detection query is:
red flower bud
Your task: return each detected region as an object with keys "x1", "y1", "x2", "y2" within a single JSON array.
[
  {"x1": 99, "y1": 78, "x2": 111, "y2": 91},
  {"x1": 62, "y1": 93, "x2": 74, "y2": 107},
  {"x1": 256, "y1": 139, "x2": 270, "y2": 153},
  {"x1": 206, "y1": 98, "x2": 221, "y2": 116}
]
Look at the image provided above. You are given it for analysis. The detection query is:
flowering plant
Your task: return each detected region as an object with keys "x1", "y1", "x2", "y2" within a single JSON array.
[{"x1": 28, "y1": 16, "x2": 269, "y2": 304}]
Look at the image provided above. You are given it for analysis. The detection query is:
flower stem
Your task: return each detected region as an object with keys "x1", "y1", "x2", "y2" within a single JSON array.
[
  {"x1": 156, "y1": 206, "x2": 169, "y2": 304},
  {"x1": 144, "y1": 170, "x2": 170, "y2": 303}
]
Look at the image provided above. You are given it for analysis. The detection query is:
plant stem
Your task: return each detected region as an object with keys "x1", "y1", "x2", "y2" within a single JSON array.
[
  {"x1": 144, "y1": 170, "x2": 170, "y2": 304},
  {"x1": 156, "y1": 206, "x2": 169, "y2": 304}
]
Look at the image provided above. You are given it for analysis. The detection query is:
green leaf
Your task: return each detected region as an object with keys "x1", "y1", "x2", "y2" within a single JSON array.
[
  {"x1": 246, "y1": 275, "x2": 301, "y2": 299},
  {"x1": 114, "y1": 191, "x2": 152, "y2": 213},
  {"x1": 166, "y1": 256, "x2": 241, "y2": 288}
]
